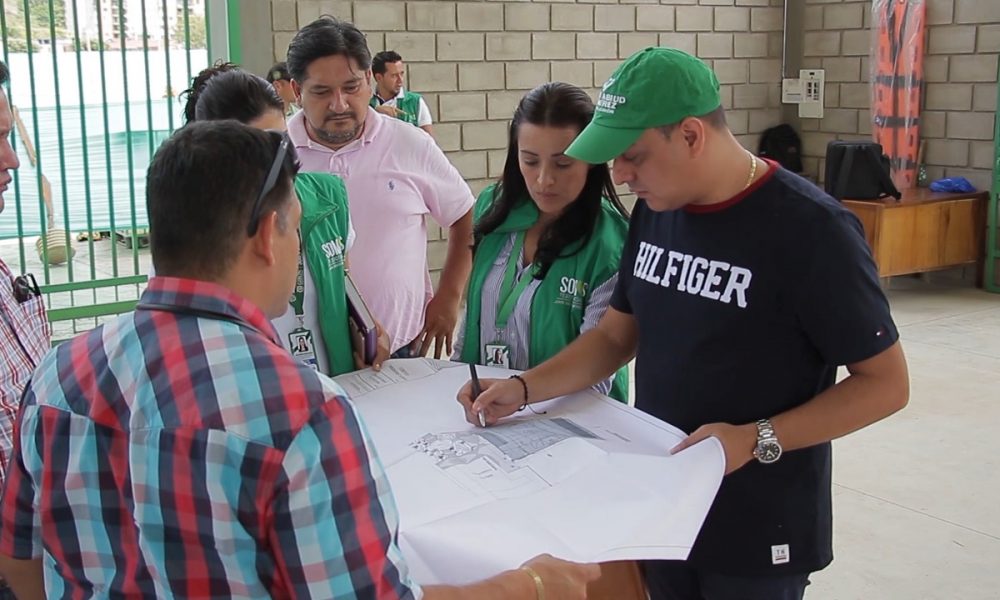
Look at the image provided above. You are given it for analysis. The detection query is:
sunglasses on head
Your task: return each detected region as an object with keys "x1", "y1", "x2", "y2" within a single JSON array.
[{"x1": 247, "y1": 134, "x2": 291, "y2": 237}]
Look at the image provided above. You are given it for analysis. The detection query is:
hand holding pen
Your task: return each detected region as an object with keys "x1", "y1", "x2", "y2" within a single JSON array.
[{"x1": 457, "y1": 364, "x2": 530, "y2": 428}]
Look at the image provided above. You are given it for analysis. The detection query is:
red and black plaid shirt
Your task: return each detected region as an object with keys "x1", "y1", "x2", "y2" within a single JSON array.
[{"x1": 0, "y1": 258, "x2": 49, "y2": 490}]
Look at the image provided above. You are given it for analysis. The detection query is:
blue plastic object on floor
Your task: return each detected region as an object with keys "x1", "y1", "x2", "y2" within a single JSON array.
[{"x1": 929, "y1": 177, "x2": 976, "y2": 193}]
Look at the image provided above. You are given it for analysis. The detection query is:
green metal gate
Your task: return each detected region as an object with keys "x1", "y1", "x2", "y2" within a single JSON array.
[{"x1": 0, "y1": 0, "x2": 238, "y2": 341}]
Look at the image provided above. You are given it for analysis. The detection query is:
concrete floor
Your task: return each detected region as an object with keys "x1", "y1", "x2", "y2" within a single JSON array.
[
  {"x1": 810, "y1": 272, "x2": 1000, "y2": 600},
  {"x1": 2, "y1": 238, "x2": 998, "y2": 598}
]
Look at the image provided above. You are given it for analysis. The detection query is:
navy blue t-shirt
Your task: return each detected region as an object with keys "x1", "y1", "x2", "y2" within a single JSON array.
[{"x1": 611, "y1": 164, "x2": 898, "y2": 576}]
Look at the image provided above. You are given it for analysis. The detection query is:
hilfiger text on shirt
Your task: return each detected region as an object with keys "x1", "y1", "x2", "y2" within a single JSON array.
[{"x1": 632, "y1": 241, "x2": 753, "y2": 308}]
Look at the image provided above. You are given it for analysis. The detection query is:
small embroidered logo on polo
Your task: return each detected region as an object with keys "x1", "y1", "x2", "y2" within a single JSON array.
[
  {"x1": 771, "y1": 544, "x2": 790, "y2": 565},
  {"x1": 388, "y1": 180, "x2": 396, "y2": 191}
]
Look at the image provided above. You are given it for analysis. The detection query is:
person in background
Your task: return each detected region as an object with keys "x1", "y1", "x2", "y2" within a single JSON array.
[
  {"x1": 0, "y1": 119, "x2": 600, "y2": 600},
  {"x1": 181, "y1": 64, "x2": 389, "y2": 374},
  {"x1": 180, "y1": 60, "x2": 237, "y2": 122},
  {"x1": 370, "y1": 50, "x2": 433, "y2": 136},
  {"x1": 454, "y1": 82, "x2": 629, "y2": 403},
  {"x1": 266, "y1": 61, "x2": 299, "y2": 116},
  {"x1": 0, "y1": 58, "x2": 49, "y2": 600},
  {"x1": 459, "y1": 47, "x2": 909, "y2": 600},
  {"x1": 286, "y1": 17, "x2": 474, "y2": 359}
]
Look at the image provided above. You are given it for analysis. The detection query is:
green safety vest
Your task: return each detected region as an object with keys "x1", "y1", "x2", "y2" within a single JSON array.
[
  {"x1": 460, "y1": 184, "x2": 630, "y2": 403},
  {"x1": 294, "y1": 173, "x2": 354, "y2": 376},
  {"x1": 369, "y1": 90, "x2": 423, "y2": 127}
]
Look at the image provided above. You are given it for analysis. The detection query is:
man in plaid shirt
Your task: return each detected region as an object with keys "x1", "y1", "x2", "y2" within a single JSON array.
[
  {"x1": 0, "y1": 59, "x2": 50, "y2": 600},
  {"x1": 0, "y1": 121, "x2": 596, "y2": 599}
]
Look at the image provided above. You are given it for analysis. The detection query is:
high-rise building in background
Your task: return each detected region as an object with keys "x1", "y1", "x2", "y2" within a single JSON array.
[{"x1": 64, "y1": 0, "x2": 205, "y2": 50}]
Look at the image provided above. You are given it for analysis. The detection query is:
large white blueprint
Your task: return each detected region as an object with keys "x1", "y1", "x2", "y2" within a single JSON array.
[{"x1": 335, "y1": 359, "x2": 725, "y2": 586}]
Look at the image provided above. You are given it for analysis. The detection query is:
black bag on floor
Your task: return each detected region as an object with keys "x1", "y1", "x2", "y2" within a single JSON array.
[{"x1": 824, "y1": 141, "x2": 901, "y2": 201}]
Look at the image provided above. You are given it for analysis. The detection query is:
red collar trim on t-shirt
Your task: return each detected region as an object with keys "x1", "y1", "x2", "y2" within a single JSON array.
[{"x1": 683, "y1": 158, "x2": 779, "y2": 214}]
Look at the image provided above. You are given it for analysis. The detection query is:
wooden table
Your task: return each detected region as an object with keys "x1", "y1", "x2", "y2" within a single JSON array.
[{"x1": 842, "y1": 188, "x2": 989, "y2": 283}]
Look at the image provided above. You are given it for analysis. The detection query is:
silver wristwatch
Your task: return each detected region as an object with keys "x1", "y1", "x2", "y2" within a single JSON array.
[{"x1": 753, "y1": 419, "x2": 782, "y2": 464}]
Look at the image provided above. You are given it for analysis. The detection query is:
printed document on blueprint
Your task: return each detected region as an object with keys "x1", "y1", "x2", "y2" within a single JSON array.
[{"x1": 336, "y1": 359, "x2": 725, "y2": 585}]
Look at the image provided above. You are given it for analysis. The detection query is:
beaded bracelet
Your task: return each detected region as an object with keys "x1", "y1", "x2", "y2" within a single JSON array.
[
  {"x1": 509, "y1": 374, "x2": 528, "y2": 408},
  {"x1": 510, "y1": 375, "x2": 546, "y2": 416}
]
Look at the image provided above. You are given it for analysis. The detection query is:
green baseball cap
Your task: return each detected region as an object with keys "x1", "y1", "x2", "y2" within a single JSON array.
[{"x1": 566, "y1": 47, "x2": 722, "y2": 164}]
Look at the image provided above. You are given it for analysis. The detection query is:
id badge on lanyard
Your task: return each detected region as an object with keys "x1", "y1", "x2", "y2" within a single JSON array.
[
  {"x1": 486, "y1": 232, "x2": 535, "y2": 371},
  {"x1": 484, "y1": 342, "x2": 510, "y2": 369},
  {"x1": 288, "y1": 248, "x2": 319, "y2": 371}
]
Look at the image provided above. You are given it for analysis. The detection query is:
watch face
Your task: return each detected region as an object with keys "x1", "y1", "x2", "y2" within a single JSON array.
[{"x1": 756, "y1": 440, "x2": 782, "y2": 464}]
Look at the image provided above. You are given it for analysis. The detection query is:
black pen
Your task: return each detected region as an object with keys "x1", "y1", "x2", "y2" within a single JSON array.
[{"x1": 469, "y1": 363, "x2": 486, "y2": 427}]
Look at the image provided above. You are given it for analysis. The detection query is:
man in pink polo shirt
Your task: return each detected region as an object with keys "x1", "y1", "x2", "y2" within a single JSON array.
[{"x1": 285, "y1": 17, "x2": 474, "y2": 358}]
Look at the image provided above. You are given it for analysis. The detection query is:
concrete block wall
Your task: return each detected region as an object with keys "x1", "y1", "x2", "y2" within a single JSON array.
[
  {"x1": 799, "y1": 0, "x2": 999, "y2": 193},
  {"x1": 270, "y1": 0, "x2": 787, "y2": 275}
]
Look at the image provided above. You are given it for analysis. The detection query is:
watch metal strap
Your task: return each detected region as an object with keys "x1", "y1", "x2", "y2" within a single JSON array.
[{"x1": 756, "y1": 418, "x2": 776, "y2": 440}]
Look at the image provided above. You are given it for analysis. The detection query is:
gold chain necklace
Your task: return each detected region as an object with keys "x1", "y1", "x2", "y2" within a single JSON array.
[{"x1": 743, "y1": 152, "x2": 758, "y2": 191}]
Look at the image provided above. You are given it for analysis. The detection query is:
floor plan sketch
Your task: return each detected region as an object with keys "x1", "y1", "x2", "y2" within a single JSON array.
[
  {"x1": 410, "y1": 418, "x2": 603, "y2": 497},
  {"x1": 336, "y1": 359, "x2": 726, "y2": 585}
]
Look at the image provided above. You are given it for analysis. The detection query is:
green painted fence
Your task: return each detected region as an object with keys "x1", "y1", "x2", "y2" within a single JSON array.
[{"x1": 0, "y1": 0, "x2": 240, "y2": 340}]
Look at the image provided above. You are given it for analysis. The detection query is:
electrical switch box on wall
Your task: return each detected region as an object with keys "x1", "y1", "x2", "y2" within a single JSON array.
[
  {"x1": 781, "y1": 78, "x2": 804, "y2": 104},
  {"x1": 781, "y1": 69, "x2": 825, "y2": 119},
  {"x1": 798, "y1": 69, "x2": 825, "y2": 119}
]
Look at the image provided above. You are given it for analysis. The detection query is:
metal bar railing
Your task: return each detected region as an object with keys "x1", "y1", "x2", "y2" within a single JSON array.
[
  {"x1": 118, "y1": 0, "x2": 140, "y2": 277},
  {"x1": 69, "y1": 0, "x2": 96, "y2": 283},
  {"x1": 162, "y1": 0, "x2": 175, "y2": 133},
  {"x1": 1, "y1": 0, "x2": 215, "y2": 338},
  {"x1": 46, "y1": 0, "x2": 75, "y2": 286},
  {"x1": 94, "y1": 0, "x2": 120, "y2": 280},
  {"x1": 21, "y1": 0, "x2": 52, "y2": 285}
]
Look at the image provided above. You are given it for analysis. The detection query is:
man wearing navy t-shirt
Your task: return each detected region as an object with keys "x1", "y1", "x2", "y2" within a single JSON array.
[{"x1": 459, "y1": 48, "x2": 909, "y2": 600}]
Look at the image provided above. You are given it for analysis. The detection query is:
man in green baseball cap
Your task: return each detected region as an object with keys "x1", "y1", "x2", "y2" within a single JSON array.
[
  {"x1": 566, "y1": 47, "x2": 723, "y2": 165},
  {"x1": 460, "y1": 46, "x2": 909, "y2": 600},
  {"x1": 566, "y1": 46, "x2": 754, "y2": 212}
]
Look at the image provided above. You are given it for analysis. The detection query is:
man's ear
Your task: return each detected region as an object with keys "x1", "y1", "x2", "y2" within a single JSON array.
[
  {"x1": 249, "y1": 210, "x2": 280, "y2": 267},
  {"x1": 291, "y1": 79, "x2": 302, "y2": 103},
  {"x1": 680, "y1": 117, "x2": 708, "y2": 157}
]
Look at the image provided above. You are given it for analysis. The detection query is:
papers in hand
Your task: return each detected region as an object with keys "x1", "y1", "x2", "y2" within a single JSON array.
[{"x1": 336, "y1": 359, "x2": 725, "y2": 586}]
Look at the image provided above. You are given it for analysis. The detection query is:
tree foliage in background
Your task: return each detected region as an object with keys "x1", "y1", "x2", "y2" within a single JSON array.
[
  {"x1": 171, "y1": 13, "x2": 205, "y2": 49},
  {"x1": 2, "y1": 0, "x2": 69, "y2": 52}
]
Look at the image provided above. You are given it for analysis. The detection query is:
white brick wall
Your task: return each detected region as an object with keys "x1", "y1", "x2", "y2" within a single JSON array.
[
  {"x1": 272, "y1": 0, "x2": 787, "y2": 268},
  {"x1": 799, "y1": 0, "x2": 999, "y2": 194}
]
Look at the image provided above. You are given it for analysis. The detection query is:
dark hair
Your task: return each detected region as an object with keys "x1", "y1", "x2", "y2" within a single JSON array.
[
  {"x1": 286, "y1": 17, "x2": 371, "y2": 82},
  {"x1": 658, "y1": 106, "x2": 727, "y2": 138},
  {"x1": 372, "y1": 50, "x2": 402, "y2": 75},
  {"x1": 148, "y1": 121, "x2": 299, "y2": 279},
  {"x1": 191, "y1": 69, "x2": 284, "y2": 124},
  {"x1": 266, "y1": 62, "x2": 290, "y2": 83},
  {"x1": 0, "y1": 60, "x2": 8, "y2": 85},
  {"x1": 476, "y1": 82, "x2": 628, "y2": 279},
  {"x1": 180, "y1": 60, "x2": 238, "y2": 123}
]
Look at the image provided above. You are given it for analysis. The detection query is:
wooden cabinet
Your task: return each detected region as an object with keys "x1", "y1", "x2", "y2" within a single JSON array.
[{"x1": 842, "y1": 189, "x2": 989, "y2": 282}]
